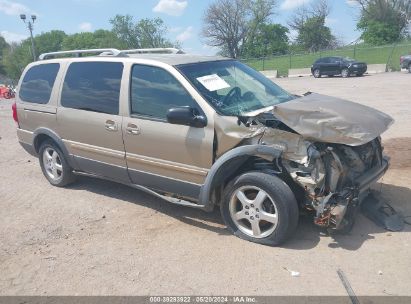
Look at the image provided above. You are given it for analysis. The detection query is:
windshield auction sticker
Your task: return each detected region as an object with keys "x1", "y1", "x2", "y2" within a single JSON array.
[{"x1": 196, "y1": 74, "x2": 230, "y2": 91}]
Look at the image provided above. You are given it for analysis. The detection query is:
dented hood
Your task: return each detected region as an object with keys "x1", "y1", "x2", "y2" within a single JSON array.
[{"x1": 272, "y1": 93, "x2": 394, "y2": 146}]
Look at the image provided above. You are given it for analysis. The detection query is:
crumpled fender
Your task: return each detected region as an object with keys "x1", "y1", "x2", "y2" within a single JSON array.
[{"x1": 198, "y1": 145, "x2": 282, "y2": 211}]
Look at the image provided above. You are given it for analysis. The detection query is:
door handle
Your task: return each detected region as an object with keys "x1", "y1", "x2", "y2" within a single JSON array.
[
  {"x1": 126, "y1": 123, "x2": 140, "y2": 135},
  {"x1": 105, "y1": 120, "x2": 118, "y2": 132}
]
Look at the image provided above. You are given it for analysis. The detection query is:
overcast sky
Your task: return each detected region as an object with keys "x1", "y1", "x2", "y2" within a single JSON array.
[{"x1": 0, "y1": 0, "x2": 362, "y2": 55}]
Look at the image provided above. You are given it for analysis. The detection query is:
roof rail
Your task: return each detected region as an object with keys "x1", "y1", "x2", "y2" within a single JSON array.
[
  {"x1": 39, "y1": 48, "x2": 123, "y2": 60},
  {"x1": 122, "y1": 48, "x2": 185, "y2": 55}
]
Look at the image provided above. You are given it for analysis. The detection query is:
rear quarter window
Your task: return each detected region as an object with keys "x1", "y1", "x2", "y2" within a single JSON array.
[{"x1": 19, "y1": 63, "x2": 60, "y2": 104}]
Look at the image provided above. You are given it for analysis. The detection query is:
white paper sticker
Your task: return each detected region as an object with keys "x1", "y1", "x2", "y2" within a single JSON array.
[{"x1": 196, "y1": 74, "x2": 230, "y2": 91}]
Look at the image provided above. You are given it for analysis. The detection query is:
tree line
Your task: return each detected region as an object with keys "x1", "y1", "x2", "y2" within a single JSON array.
[
  {"x1": 0, "y1": 15, "x2": 179, "y2": 80},
  {"x1": 0, "y1": 0, "x2": 410, "y2": 80},
  {"x1": 203, "y1": 0, "x2": 411, "y2": 58}
]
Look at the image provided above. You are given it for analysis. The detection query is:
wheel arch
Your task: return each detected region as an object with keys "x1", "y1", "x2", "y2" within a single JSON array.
[
  {"x1": 198, "y1": 145, "x2": 283, "y2": 211},
  {"x1": 33, "y1": 128, "x2": 75, "y2": 168}
]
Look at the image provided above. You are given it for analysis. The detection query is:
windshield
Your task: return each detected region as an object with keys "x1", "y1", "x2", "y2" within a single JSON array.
[{"x1": 177, "y1": 60, "x2": 294, "y2": 116}]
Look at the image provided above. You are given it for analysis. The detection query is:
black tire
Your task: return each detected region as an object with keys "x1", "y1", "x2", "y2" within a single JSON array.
[
  {"x1": 313, "y1": 69, "x2": 321, "y2": 78},
  {"x1": 220, "y1": 172, "x2": 299, "y2": 246},
  {"x1": 408, "y1": 64, "x2": 411, "y2": 73},
  {"x1": 341, "y1": 68, "x2": 350, "y2": 78},
  {"x1": 356, "y1": 73, "x2": 364, "y2": 77},
  {"x1": 39, "y1": 139, "x2": 75, "y2": 187}
]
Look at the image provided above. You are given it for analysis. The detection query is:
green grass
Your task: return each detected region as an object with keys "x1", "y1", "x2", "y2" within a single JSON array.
[{"x1": 241, "y1": 42, "x2": 411, "y2": 77}]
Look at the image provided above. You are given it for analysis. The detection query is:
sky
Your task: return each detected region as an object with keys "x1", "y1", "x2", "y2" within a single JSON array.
[{"x1": 0, "y1": 0, "x2": 362, "y2": 55}]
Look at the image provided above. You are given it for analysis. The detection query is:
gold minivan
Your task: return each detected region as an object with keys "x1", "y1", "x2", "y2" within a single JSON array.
[{"x1": 14, "y1": 48, "x2": 393, "y2": 245}]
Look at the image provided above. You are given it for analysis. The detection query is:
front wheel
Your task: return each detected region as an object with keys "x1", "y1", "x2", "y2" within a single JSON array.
[
  {"x1": 313, "y1": 69, "x2": 321, "y2": 78},
  {"x1": 341, "y1": 68, "x2": 350, "y2": 78},
  {"x1": 221, "y1": 172, "x2": 299, "y2": 246}
]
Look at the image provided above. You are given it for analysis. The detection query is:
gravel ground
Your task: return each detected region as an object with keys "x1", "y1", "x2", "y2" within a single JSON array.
[{"x1": 0, "y1": 72, "x2": 410, "y2": 296}]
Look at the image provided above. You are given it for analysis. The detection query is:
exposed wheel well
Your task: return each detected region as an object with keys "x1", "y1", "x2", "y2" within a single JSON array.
[
  {"x1": 210, "y1": 156, "x2": 299, "y2": 206},
  {"x1": 34, "y1": 134, "x2": 54, "y2": 153}
]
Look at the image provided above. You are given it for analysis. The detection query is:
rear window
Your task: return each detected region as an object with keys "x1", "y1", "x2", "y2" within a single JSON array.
[
  {"x1": 61, "y1": 62, "x2": 123, "y2": 115},
  {"x1": 19, "y1": 63, "x2": 60, "y2": 104}
]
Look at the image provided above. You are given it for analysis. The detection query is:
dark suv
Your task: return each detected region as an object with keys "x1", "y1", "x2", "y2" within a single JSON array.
[{"x1": 311, "y1": 56, "x2": 367, "y2": 78}]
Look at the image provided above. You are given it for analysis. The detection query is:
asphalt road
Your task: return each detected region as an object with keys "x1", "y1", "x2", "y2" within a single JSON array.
[{"x1": 1, "y1": 72, "x2": 410, "y2": 296}]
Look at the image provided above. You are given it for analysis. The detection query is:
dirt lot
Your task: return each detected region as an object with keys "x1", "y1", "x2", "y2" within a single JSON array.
[{"x1": 0, "y1": 72, "x2": 410, "y2": 296}]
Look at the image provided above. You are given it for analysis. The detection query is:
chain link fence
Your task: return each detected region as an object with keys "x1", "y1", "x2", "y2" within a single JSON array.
[{"x1": 240, "y1": 41, "x2": 411, "y2": 77}]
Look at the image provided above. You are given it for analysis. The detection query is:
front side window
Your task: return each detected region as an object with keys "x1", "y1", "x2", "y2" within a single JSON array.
[
  {"x1": 330, "y1": 57, "x2": 341, "y2": 64},
  {"x1": 19, "y1": 63, "x2": 60, "y2": 104},
  {"x1": 130, "y1": 64, "x2": 199, "y2": 120},
  {"x1": 177, "y1": 60, "x2": 294, "y2": 116},
  {"x1": 61, "y1": 62, "x2": 123, "y2": 115}
]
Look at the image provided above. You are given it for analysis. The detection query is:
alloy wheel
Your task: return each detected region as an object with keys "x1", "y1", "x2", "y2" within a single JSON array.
[
  {"x1": 42, "y1": 147, "x2": 63, "y2": 182},
  {"x1": 229, "y1": 186, "x2": 278, "y2": 239}
]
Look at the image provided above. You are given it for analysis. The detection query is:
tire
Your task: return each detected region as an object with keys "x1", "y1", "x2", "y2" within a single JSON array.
[
  {"x1": 408, "y1": 64, "x2": 411, "y2": 73},
  {"x1": 39, "y1": 140, "x2": 75, "y2": 187},
  {"x1": 220, "y1": 172, "x2": 299, "y2": 246},
  {"x1": 341, "y1": 68, "x2": 350, "y2": 78},
  {"x1": 313, "y1": 69, "x2": 321, "y2": 78},
  {"x1": 356, "y1": 73, "x2": 364, "y2": 77}
]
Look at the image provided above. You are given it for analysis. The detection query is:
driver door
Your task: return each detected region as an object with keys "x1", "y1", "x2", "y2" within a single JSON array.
[{"x1": 122, "y1": 64, "x2": 214, "y2": 199}]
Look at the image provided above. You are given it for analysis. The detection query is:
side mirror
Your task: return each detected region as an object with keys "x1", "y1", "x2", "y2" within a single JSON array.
[{"x1": 166, "y1": 107, "x2": 207, "y2": 128}]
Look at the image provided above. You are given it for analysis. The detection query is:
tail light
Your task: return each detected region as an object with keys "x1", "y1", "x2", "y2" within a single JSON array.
[
  {"x1": 400, "y1": 56, "x2": 404, "y2": 64},
  {"x1": 12, "y1": 102, "x2": 19, "y2": 127}
]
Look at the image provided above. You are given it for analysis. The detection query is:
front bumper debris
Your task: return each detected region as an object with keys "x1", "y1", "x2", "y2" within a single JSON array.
[
  {"x1": 361, "y1": 193, "x2": 405, "y2": 232},
  {"x1": 316, "y1": 157, "x2": 390, "y2": 231}
]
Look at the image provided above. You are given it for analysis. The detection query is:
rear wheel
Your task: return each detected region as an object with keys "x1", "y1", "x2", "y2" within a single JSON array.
[
  {"x1": 313, "y1": 69, "x2": 321, "y2": 78},
  {"x1": 39, "y1": 140, "x2": 75, "y2": 187},
  {"x1": 408, "y1": 64, "x2": 411, "y2": 73},
  {"x1": 356, "y1": 73, "x2": 364, "y2": 77},
  {"x1": 341, "y1": 68, "x2": 350, "y2": 78},
  {"x1": 220, "y1": 172, "x2": 299, "y2": 246}
]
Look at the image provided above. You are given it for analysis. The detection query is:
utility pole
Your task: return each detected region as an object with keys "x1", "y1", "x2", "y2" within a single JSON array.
[{"x1": 20, "y1": 14, "x2": 37, "y2": 61}]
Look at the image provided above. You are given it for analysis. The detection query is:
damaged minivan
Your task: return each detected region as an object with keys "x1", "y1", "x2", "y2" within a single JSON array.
[{"x1": 14, "y1": 48, "x2": 393, "y2": 246}]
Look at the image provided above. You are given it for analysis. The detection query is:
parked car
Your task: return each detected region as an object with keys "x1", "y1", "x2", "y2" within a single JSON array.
[
  {"x1": 13, "y1": 48, "x2": 392, "y2": 246},
  {"x1": 400, "y1": 54, "x2": 411, "y2": 73},
  {"x1": 311, "y1": 56, "x2": 367, "y2": 78}
]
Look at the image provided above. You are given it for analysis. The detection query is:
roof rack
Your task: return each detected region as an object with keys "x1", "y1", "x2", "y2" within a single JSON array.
[
  {"x1": 39, "y1": 47, "x2": 185, "y2": 60},
  {"x1": 122, "y1": 48, "x2": 185, "y2": 54},
  {"x1": 39, "y1": 48, "x2": 124, "y2": 60}
]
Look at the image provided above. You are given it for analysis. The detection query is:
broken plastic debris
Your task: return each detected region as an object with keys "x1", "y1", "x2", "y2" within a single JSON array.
[
  {"x1": 378, "y1": 271, "x2": 383, "y2": 275},
  {"x1": 283, "y1": 267, "x2": 300, "y2": 277}
]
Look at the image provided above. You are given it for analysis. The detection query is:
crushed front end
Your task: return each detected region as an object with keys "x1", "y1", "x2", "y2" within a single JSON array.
[
  {"x1": 281, "y1": 137, "x2": 389, "y2": 231},
  {"x1": 214, "y1": 92, "x2": 393, "y2": 232}
]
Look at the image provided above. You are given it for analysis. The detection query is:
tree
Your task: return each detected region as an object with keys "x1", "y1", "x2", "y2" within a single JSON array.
[
  {"x1": 33, "y1": 30, "x2": 67, "y2": 55},
  {"x1": 0, "y1": 35, "x2": 8, "y2": 57},
  {"x1": 62, "y1": 30, "x2": 123, "y2": 50},
  {"x1": 242, "y1": 23, "x2": 289, "y2": 57},
  {"x1": 355, "y1": 0, "x2": 411, "y2": 44},
  {"x1": 289, "y1": 0, "x2": 337, "y2": 51},
  {"x1": 0, "y1": 35, "x2": 10, "y2": 75},
  {"x1": 2, "y1": 30, "x2": 67, "y2": 80},
  {"x1": 202, "y1": 0, "x2": 277, "y2": 58},
  {"x1": 110, "y1": 15, "x2": 178, "y2": 49}
]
